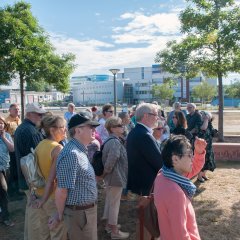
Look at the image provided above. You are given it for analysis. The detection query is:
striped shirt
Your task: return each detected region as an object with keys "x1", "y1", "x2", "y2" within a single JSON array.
[
  {"x1": 14, "y1": 119, "x2": 44, "y2": 190},
  {"x1": 56, "y1": 138, "x2": 97, "y2": 206}
]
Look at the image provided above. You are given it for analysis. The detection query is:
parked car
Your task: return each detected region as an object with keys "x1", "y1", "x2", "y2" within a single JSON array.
[{"x1": 180, "y1": 102, "x2": 188, "y2": 107}]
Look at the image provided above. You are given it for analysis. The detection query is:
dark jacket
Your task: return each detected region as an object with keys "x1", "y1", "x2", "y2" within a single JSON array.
[
  {"x1": 14, "y1": 119, "x2": 44, "y2": 190},
  {"x1": 172, "y1": 126, "x2": 193, "y2": 141},
  {"x1": 126, "y1": 123, "x2": 162, "y2": 195}
]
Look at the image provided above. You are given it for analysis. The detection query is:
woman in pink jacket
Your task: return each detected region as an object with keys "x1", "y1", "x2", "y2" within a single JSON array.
[{"x1": 154, "y1": 135, "x2": 207, "y2": 240}]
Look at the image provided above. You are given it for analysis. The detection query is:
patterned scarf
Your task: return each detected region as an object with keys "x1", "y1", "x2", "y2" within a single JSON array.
[{"x1": 162, "y1": 165, "x2": 196, "y2": 199}]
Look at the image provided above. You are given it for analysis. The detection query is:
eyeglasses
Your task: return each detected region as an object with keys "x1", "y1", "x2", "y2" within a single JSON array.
[
  {"x1": 33, "y1": 113, "x2": 43, "y2": 117},
  {"x1": 106, "y1": 110, "x2": 113, "y2": 113},
  {"x1": 113, "y1": 124, "x2": 123, "y2": 128},
  {"x1": 179, "y1": 151, "x2": 193, "y2": 158},
  {"x1": 147, "y1": 113, "x2": 158, "y2": 117},
  {"x1": 154, "y1": 127, "x2": 164, "y2": 131}
]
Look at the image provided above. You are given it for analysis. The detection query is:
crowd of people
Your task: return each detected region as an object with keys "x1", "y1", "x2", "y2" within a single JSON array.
[{"x1": 0, "y1": 101, "x2": 217, "y2": 240}]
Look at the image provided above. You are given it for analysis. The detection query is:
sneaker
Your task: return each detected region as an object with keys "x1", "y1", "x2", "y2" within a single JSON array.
[
  {"x1": 3, "y1": 220, "x2": 14, "y2": 227},
  {"x1": 111, "y1": 230, "x2": 129, "y2": 239},
  {"x1": 105, "y1": 224, "x2": 121, "y2": 234}
]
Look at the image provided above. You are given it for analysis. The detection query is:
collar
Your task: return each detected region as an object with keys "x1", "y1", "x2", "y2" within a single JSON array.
[
  {"x1": 24, "y1": 118, "x2": 36, "y2": 127},
  {"x1": 138, "y1": 122, "x2": 153, "y2": 134},
  {"x1": 6, "y1": 115, "x2": 21, "y2": 122},
  {"x1": 71, "y1": 138, "x2": 88, "y2": 153}
]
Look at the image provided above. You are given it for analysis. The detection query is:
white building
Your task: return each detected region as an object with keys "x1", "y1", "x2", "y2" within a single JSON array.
[
  {"x1": 71, "y1": 64, "x2": 218, "y2": 105},
  {"x1": 72, "y1": 80, "x2": 124, "y2": 105}
]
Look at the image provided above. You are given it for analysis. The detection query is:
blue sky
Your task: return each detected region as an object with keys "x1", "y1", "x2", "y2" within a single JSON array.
[{"x1": 1, "y1": 0, "x2": 240, "y2": 84}]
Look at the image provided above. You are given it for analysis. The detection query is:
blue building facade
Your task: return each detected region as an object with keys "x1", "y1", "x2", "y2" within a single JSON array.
[{"x1": 211, "y1": 97, "x2": 240, "y2": 107}]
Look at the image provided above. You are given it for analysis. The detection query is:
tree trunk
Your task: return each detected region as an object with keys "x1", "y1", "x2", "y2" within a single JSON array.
[
  {"x1": 20, "y1": 73, "x2": 25, "y2": 120},
  {"x1": 217, "y1": 72, "x2": 224, "y2": 142}
]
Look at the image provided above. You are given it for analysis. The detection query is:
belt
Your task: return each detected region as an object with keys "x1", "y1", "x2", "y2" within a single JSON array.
[{"x1": 66, "y1": 203, "x2": 96, "y2": 211}]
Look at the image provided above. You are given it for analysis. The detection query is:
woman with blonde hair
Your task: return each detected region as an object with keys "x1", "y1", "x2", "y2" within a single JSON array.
[
  {"x1": 33, "y1": 115, "x2": 67, "y2": 240},
  {"x1": 0, "y1": 116, "x2": 14, "y2": 226}
]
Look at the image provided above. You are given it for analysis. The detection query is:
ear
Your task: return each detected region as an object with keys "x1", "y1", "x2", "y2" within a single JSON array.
[{"x1": 172, "y1": 154, "x2": 180, "y2": 167}]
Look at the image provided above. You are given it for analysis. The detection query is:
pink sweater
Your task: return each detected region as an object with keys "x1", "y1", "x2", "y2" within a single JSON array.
[{"x1": 154, "y1": 152, "x2": 205, "y2": 240}]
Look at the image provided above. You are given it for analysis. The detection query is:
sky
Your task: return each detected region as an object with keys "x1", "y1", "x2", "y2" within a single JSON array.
[{"x1": 1, "y1": 0, "x2": 240, "y2": 84}]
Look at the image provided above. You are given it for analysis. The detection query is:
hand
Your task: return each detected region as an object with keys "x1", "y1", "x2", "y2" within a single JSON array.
[
  {"x1": 0, "y1": 129, "x2": 5, "y2": 139},
  {"x1": 194, "y1": 137, "x2": 207, "y2": 154},
  {"x1": 48, "y1": 212, "x2": 61, "y2": 230},
  {"x1": 28, "y1": 193, "x2": 37, "y2": 207},
  {"x1": 31, "y1": 198, "x2": 44, "y2": 209}
]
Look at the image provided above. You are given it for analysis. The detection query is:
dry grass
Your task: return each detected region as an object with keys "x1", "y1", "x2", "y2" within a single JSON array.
[{"x1": 1, "y1": 162, "x2": 240, "y2": 240}]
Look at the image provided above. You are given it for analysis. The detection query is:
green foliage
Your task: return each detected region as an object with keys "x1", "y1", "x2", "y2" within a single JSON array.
[
  {"x1": 163, "y1": 77, "x2": 177, "y2": 88},
  {"x1": 155, "y1": 38, "x2": 201, "y2": 80},
  {"x1": 225, "y1": 80, "x2": 240, "y2": 98},
  {"x1": 192, "y1": 81, "x2": 217, "y2": 102},
  {"x1": 152, "y1": 83, "x2": 175, "y2": 102},
  {"x1": 0, "y1": 2, "x2": 75, "y2": 117},
  {"x1": 177, "y1": 0, "x2": 240, "y2": 141}
]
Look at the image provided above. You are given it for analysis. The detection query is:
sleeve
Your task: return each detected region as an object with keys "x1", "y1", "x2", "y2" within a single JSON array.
[
  {"x1": 57, "y1": 152, "x2": 79, "y2": 189},
  {"x1": 165, "y1": 189, "x2": 192, "y2": 240},
  {"x1": 5, "y1": 133, "x2": 13, "y2": 143},
  {"x1": 103, "y1": 140, "x2": 120, "y2": 174},
  {"x1": 184, "y1": 150, "x2": 206, "y2": 179},
  {"x1": 138, "y1": 133, "x2": 162, "y2": 171}
]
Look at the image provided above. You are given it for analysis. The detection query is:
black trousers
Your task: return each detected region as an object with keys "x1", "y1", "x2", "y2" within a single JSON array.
[
  {"x1": 8, "y1": 151, "x2": 19, "y2": 195},
  {"x1": 0, "y1": 171, "x2": 9, "y2": 221}
]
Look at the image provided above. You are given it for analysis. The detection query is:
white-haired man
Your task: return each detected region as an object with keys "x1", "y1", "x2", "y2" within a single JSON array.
[{"x1": 126, "y1": 103, "x2": 162, "y2": 239}]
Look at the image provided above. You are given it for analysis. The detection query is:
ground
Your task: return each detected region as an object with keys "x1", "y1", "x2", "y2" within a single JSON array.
[
  {"x1": 1, "y1": 161, "x2": 240, "y2": 240},
  {"x1": 0, "y1": 109, "x2": 239, "y2": 239}
]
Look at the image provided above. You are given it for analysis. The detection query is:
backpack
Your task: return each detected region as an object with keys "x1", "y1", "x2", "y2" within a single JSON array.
[
  {"x1": 91, "y1": 137, "x2": 116, "y2": 176},
  {"x1": 20, "y1": 148, "x2": 45, "y2": 190}
]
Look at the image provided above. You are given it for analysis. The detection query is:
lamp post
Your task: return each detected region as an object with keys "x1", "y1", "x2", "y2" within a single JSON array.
[{"x1": 109, "y1": 68, "x2": 120, "y2": 115}]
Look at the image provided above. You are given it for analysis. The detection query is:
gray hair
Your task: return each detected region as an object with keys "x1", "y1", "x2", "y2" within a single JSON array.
[
  {"x1": 187, "y1": 103, "x2": 196, "y2": 109},
  {"x1": 118, "y1": 112, "x2": 128, "y2": 120},
  {"x1": 68, "y1": 126, "x2": 76, "y2": 138},
  {"x1": 135, "y1": 103, "x2": 158, "y2": 122},
  {"x1": 68, "y1": 103, "x2": 75, "y2": 108},
  {"x1": 173, "y1": 102, "x2": 181, "y2": 110}
]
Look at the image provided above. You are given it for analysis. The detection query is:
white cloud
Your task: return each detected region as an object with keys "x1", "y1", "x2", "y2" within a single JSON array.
[
  {"x1": 113, "y1": 12, "x2": 181, "y2": 44},
  {"x1": 49, "y1": 10, "x2": 182, "y2": 76}
]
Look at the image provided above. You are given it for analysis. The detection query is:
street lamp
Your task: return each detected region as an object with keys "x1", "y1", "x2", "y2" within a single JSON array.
[{"x1": 109, "y1": 68, "x2": 120, "y2": 115}]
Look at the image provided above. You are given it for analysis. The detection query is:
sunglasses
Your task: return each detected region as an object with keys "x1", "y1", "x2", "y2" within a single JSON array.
[
  {"x1": 113, "y1": 124, "x2": 123, "y2": 128},
  {"x1": 77, "y1": 125, "x2": 96, "y2": 129},
  {"x1": 106, "y1": 110, "x2": 114, "y2": 113},
  {"x1": 154, "y1": 127, "x2": 164, "y2": 131}
]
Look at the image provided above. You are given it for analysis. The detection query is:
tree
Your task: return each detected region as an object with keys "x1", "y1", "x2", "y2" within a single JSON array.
[
  {"x1": 179, "y1": 0, "x2": 240, "y2": 141},
  {"x1": 0, "y1": 2, "x2": 75, "y2": 119},
  {"x1": 192, "y1": 81, "x2": 217, "y2": 104},
  {"x1": 155, "y1": 38, "x2": 201, "y2": 102},
  {"x1": 152, "y1": 83, "x2": 175, "y2": 104},
  {"x1": 225, "y1": 80, "x2": 240, "y2": 98}
]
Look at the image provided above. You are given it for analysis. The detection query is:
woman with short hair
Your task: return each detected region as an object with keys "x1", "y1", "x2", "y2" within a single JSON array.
[
  {"x1": 101, "y1": 117, "x2": 129, "y2": 239},
  {"x1": 154, "y1": 135, "x2": 207, "y2": 240}
]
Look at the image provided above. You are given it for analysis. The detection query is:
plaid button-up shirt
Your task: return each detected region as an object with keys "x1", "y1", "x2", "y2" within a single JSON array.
[{"x1": 56, "y1": 138, "x2": 97, "y2": 206}]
